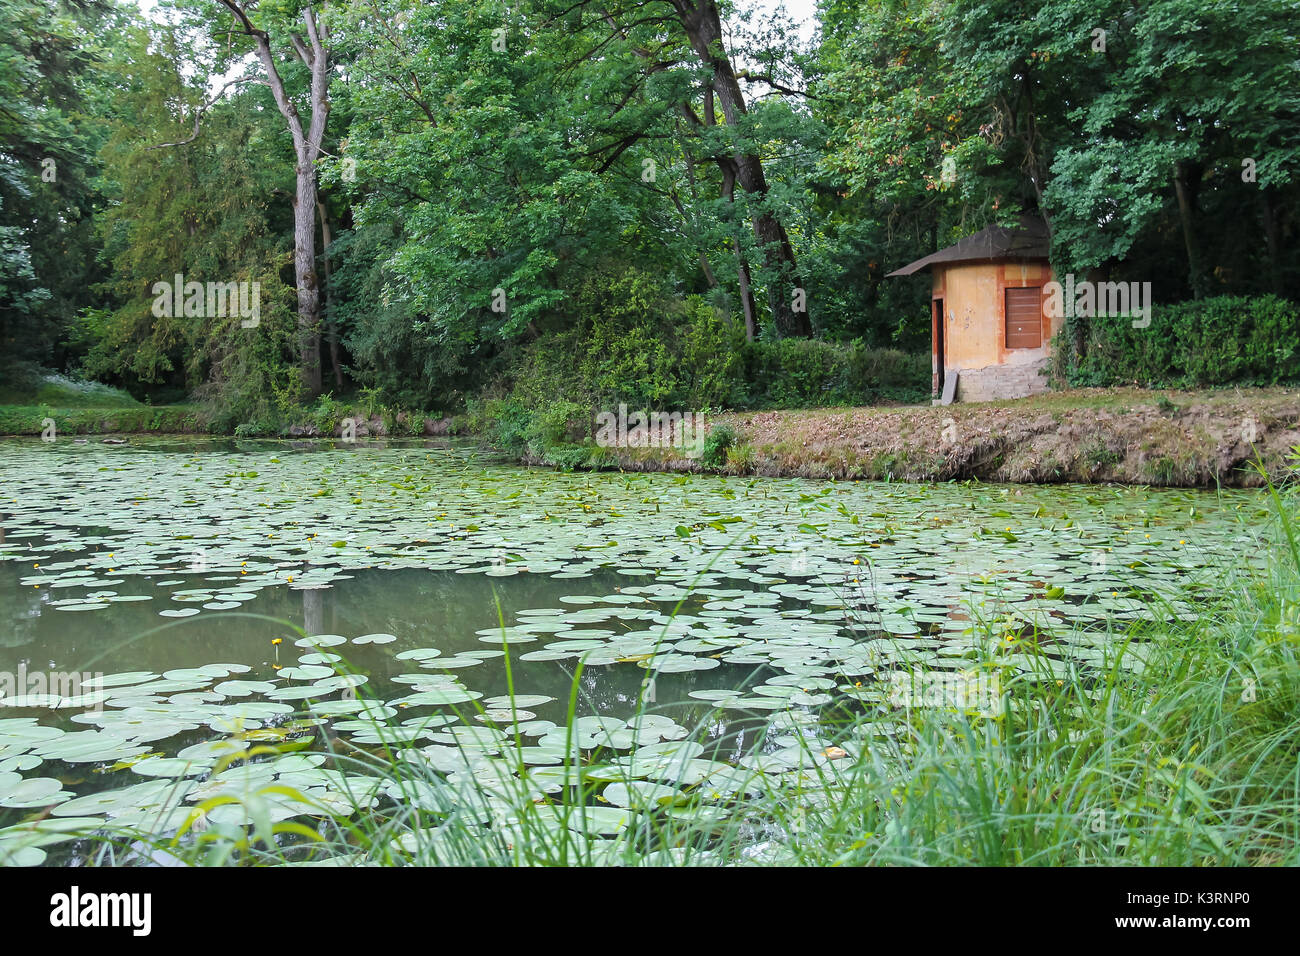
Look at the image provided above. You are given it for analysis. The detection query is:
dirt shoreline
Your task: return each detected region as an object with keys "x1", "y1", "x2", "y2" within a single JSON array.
[
  {"x1": 531, "y1": 388, "x2": 1300, "y2": 488},
  {"x1": 8, "y1": 387, "x2": 1298, "y2": 488}
]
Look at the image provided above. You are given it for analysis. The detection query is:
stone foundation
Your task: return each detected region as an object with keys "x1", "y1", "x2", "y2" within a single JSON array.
[{"x1": 952, "y1": 359, "x2": 1050, "y2": 402}]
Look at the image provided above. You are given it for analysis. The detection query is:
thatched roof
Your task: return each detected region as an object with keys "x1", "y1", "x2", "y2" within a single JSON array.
[{"x1": 887, "y1": 216, "x2": 1050, "y2": 277}]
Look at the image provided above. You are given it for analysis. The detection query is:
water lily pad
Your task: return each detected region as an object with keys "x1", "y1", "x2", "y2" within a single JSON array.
[
  {"x1": 295, "y1": 634, "x2": 348, "y2": 648},
  {"x1": 213, "y1": 680, "x2": 276, "y2": 698},
  {"x1": 602, "y1": 780, "x2": 685, "y2": 809},
  {"x1": 0, "y1": 845, "x2": 46, "y2": 866},
  {"x1": 482, "y1": 695, "x2": 555, "y2": 708},
  {"x1": 353, "y1": 633, "x2": 397, "y2": 645},
  {"x1": 128, "y1": 757, "x2": 213, "y2": 778}
]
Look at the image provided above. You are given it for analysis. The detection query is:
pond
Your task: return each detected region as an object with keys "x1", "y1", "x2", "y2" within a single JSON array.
[{"x1": 0, "y1": 437, "x2": 1275, "y2": 864}]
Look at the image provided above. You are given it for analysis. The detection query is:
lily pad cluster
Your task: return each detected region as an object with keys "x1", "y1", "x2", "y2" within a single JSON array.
[{"x1": 0, "y1": 438, "x2": 1272, "y2": 864}]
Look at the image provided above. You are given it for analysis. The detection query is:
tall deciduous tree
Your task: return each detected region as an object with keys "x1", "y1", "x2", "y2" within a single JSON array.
[
  {"x1": 668, "y1": 0, "x2": 809, "y2": 336},
  {"x1": 214, "y1": 0, "x2": 332, "y2": 397},
  {"x1": 0, "y1": 0, "x2": 120, "y2": 384}
]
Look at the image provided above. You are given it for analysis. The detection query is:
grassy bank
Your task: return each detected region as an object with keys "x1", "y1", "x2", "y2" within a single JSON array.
[
  {"x1": 7, "y1": 377, "x2": 1299, "y2": 491},
  {"x1": 510, "y1": 387, "x2": 1300, "y2": 488},
  {"x1": 0, "y1": 374, "x2": 204, "y2": 436},
  {"x1": 0, "y1": 375, "x2": 439, "y2": 439},
  {"x1": 0, "y1": 403, "x2": 204, "y2": 436}
]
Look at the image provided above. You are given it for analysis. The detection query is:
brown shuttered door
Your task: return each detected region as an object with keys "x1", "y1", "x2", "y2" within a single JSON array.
[{"x1": 1005, "y1": 287, "x2": 1043, "y2": 349}]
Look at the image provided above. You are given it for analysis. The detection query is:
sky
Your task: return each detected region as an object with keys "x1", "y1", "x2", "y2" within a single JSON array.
[
  {"x1": 131, "y1": 0, "x2": 824, "y2": 89},
  {"x1": 743, "y1": 0, "x2": 822, "y2": 44},
  {"x1": 132, "y1": 0, "x2": 823, "y2": 38}
]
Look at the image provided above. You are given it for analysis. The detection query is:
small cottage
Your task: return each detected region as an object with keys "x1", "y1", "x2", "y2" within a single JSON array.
[{"x1": 888, "y1": 217, "x2": 1058, "y2": 403}]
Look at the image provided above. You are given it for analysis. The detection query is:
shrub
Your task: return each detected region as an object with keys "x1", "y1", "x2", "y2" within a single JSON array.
[
  {"x1": 471, "y1": 265, "x2": 929, "y2": 464},
  {"x1": 477, "y1": 398, "x2": 535, "y2": 455},
  {"x1": 738, "y1": 339, "x2": 929, "y2": 408},
  {"x1": 1054, "y1": 295, "x2": 1300, "y2": 389},
  {"x1": 530, "y1": 399, "x2": 592, "y2": 447},
  {"x1": 477, "y1": 396, "x2": 591, "y2": 459},
  {"x1": 701, "y1": 424, "x2": 736, "y2": 468},
  {"x1": 724, "y1": 442, "x2": 756, "y2": 473},
  {"x1": 503, "y1": 268, "x2": 746, "y2": 413},
  {"x1": 1083, "y1": 439, "x2": 1121, "y2": 470}
]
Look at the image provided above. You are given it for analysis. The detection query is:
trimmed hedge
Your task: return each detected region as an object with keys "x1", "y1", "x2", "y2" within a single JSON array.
[
  {"x1": 1058, "y1": 295, "x2": 1300, "y2": 389},
  {"x1": 737, "y1": 338, "x2": 930, "y2": 409}
]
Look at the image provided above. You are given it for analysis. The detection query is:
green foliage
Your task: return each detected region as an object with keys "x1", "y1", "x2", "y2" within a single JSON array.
[
  {"x1": 476, "y1": 395, "x2": 592, "y2": 461},
  {"x1": 700, "y1": 424, "x2": 737, "y2": 468},
  {"x1": 477, "y1": 266, "x2": 745, "y2": 456},
  {"x1": 8, "y1": 0, "x2": 1297, "y2": 433},
  {"x1": 0, "y1": 403, "x2": 200, "y2": 436},
  {"x1": 739, "y1": 339, "x2": 930, "y2": 408},
  {"x1": 563, "y1": 268, "x2": 746, "y2": 410},
  {"x1": 0, "y1": 0, "x2": 121, "y2": 382},
  {"x1": 1037, "y1": 0, "x2": 1300, "y2": 296},
  {"x1": 71, "y1": 17, "x2": 305, "y2": 425},
  {"x1": 330, "y1": 223, "x2": 488, "y2": 411},
  {"x1": 1083, "y1": 439, "x2": 1121, "y2": 471},
  {"x1": 724, "y1": 442, "x2": 757, "y2": 474},
  {"x1": 174, "y1": 268, "x2": 301, "y2": 434},
  {"x1": 302, "y1": 393, "x2": 347, "y2": 437},
  {"x1": 475, "y1": 264, "x2": 928, "y2": 463},
  {"x1": 1056, "y1": 296, "x2": 1300, "y2": 389},
  {"x1": 0, "y1": 372, "x2": 138, "y2": 408},
  {"x1": 823, "y1": 0, "x2": 1300, "y2": 307},
  {"x1": 333, "y1": 0, "x2": 687, "y2": 379}
]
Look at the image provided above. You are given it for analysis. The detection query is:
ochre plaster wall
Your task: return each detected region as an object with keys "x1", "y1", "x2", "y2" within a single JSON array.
[{"x1": 929, "y1": 259, "x2": 1060, "y2": 401}]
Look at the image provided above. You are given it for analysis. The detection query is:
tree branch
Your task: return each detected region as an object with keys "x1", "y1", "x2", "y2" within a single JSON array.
[
  {"x1": 289, "y1": 33, "x2": 314, "y2": 68},
  {"x1": 217, "y1": 0, "x2": 308, "y2": 149},
  {"x1": 147, "y1": 75, "x2": 262, "y2": 149},
  {"x1": 735, "y1": 70, "x2": 815, "y2": 99}
]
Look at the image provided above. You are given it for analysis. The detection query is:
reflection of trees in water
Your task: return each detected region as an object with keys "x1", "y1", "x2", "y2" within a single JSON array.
[
  {"x1": 301, "y1": 581, "x2": 326, "y2": 637},
  {"x1": 2, "y1": 557, "x2": 814, "y2": 746},
  {"x1": 0, "y1": 561, "x2": 44, "y2": 650},
  {"x1": 324, "y1": 567, "x2": 631, "y2": 639},
  {"x1": 276, "y1": 567, "x2": 688, "y2": 718},
  {"x1": 304, "y1": 569, "x2": 796, "y2": 739}
]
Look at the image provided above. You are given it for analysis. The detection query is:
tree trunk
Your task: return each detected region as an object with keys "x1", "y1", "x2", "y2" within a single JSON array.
[
  {"x1": 317, "y1": 198, "x2": 344, "y2": 389},
  {"x1": 672, "y1": 0, "x2": 809, "y2": 337},
  {"x1": 735, "y1": 245, "x2": 758, "y2": 342},
  {"x1": 1174, "y1": 160, "x2": 1206, "y2": 299},
  {"x1": 675, "y1": 149, "x2": 719, "y2": 290},
  {"x1": 750, "y1": 210, "x2": 805, "y2": 335},
  {"x1": 221, "y1": 0, "x2": 331, "y2": 398},
  {"x1": 303, "y1": 579, "x2": 326, "y2": 636},
  {"x1": 1260, "y1": 187, "x2": 1283, "y2": 296},
  {"x1": 294, "y1": 154, "x2": 322, "y2": 396},
  {"x1": 720, "y1": 163, "x2": 758, "y2": 340}
]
